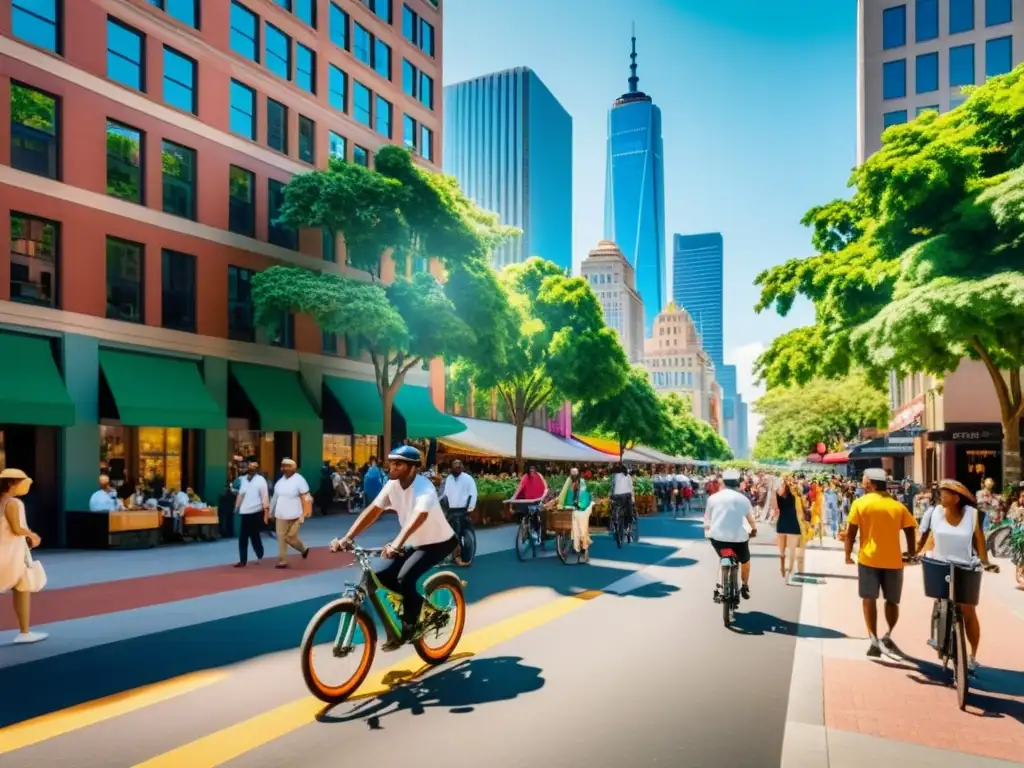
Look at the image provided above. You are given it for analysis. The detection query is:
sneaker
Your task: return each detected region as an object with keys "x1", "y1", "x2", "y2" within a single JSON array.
[
  {"x1": 968, "y1": 656, "x2": 979, "y2": 673},
  {"x1": 12, "y1": 632, "x2": 47, "y2": 645},
  {"x1": 233, "y1": 562, "x2": 246, "y2": 568},
  {"x1": 302, "y1": 547, "x2": 311, "y2": 560},
  {"x1": 740, "y1": 584, "x2": 751, "y2": 600},
  {"x1": 880, "y1": 635, "x2": 906, "y2": 660},
  {"x1": 866, "y1": 637, "x2": 882, "y2": 658}
]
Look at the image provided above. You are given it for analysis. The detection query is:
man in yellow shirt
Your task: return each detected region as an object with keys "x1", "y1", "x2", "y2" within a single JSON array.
[{"x1": 845, "y1": 467, "x2": 918, "y2": 659}]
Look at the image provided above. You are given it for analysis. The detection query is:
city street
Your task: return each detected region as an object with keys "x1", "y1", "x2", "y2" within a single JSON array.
[{"x1": 0, "y1": 514, "x2": 1022, "y2": 767}]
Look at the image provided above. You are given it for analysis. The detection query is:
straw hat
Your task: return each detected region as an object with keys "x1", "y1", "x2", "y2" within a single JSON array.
[
  {"x1": 939, "y1": 478, "x2": 975, "y2": 505},
  {"x1": 0, "y1": 467, "x2": 33, "y2": 495}
]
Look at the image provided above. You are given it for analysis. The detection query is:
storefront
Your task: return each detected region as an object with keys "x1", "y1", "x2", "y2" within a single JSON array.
[
  {"x1": 849, "y1": 431, "x2": 916, "y2": 479},
  {"x1": 926, "y1": 422, "x2": 1011, "y2": 492},
  {"x1": 321, "y1": 375, "x2": 384, "y2": 469}
]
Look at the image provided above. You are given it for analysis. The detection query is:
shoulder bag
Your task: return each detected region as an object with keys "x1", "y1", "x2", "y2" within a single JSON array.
[{"x1": 21, "y1": 549, "x2": 47, "y2": 593}]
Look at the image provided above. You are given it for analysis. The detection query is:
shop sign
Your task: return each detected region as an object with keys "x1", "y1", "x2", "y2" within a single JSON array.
[
  {"x1": 927, "y1": 423, "x2": 1003, "y2": 443},
  {"x1": 889, "y1": 399, "x2": 925, "y2": 432}
]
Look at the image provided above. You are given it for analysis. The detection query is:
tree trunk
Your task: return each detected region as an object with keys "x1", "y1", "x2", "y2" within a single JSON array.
[
  {"x1": 515, "y1": 418, "x2": 525, "y2": 475},
  {"x1": 381, "y1": 386, "x2": 396, "y2": 460},
  {"x1": 1001, "y1": 407, "x2": 1021, "y2": 489}
]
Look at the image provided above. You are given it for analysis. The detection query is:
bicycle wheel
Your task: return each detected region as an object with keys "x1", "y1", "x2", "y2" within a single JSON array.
[
  {"x1": 454, "y1": 528, "x2": 476, "y2": 567},
  {"x1": 414, "y1": 572, "x2": 467, "y2": 665},
  {"x1": 630, "y1": 514, "x2": 640, "y2": 544},
  {"x1": 300, "y1": 598, "x2": 377, "y2": 704},
  {"x1": 987, "y1": 526, "x2": 1011, "y2": 558},
  {"x1": 953, "y1": 611, "x2": 969, "y2": 710},
  {"x1": 613, "y1": 512, "x2": 623, "y2": 549},
  {"x1": 515, "y1": 518, "x2": 531, "y2": 561},
  {"x1": 555, "y1": 531, "x2": 576, "y2": 563},
  {"x1": 721, "y1": 566, "x2": 733, "y2": 628}
]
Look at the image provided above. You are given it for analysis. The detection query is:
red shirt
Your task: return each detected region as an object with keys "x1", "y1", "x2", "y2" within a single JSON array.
[{"x1": 519, "y1": 474, "x2": 546, "y2": 500}]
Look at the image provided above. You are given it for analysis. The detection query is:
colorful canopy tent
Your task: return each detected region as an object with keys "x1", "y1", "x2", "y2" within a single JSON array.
[
  {"x1": 439, "y1": 417, "x2": 615, "y2": 463},
  {"x1": 571, "y1": 434, "x2": 655, "y2": 463}
]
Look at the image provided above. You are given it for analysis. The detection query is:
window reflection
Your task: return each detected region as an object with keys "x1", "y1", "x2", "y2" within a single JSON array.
[
  {"x1": 107, "y1": 18, "x2": 145, "y2": 91},
  {"x1": 106, "y1": 120, "x2": 144, "y2": 203},
  {"x1": 9, "y1": 212, "x2": 58, "y2": 308},
  {"x1": 162, "y1": 139, "x2": 196, "y2": 219},
  {"x1": 10, "y1": 82, "x2": 59, "y2": 180},
  {"x1": 106, "y1": 237, "x2": 145, "y2": 323},
  {"x1": 12, "y1": 0, "x2": 61, "y2": 53},
  {"x1": 229, "y1": 165, "x2": 256, "y2": 236}
]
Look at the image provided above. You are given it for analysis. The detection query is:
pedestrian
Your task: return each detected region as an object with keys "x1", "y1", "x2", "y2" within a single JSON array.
[
  {"x1": 362, "y1": 456, "x2": 385, "y2": 508},
  {"x1": 844, "y1": 467, "x2": 918, "y2": 659},
  {"x1": 0, "y1": 468, "x2": 47, "y2": 644},
  {"x1": 270, "y1": 458, "x2": 312, "y2": 568},
  {"x1": 233, "y1": 459, "x2": 269, "y2": 568},
  {"x1": 772, "y1": 474, "x2": 804, "y2": 584}
]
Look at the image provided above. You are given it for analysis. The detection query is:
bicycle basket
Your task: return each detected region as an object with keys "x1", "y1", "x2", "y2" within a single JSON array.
[
  {"x1": 921, "y1": 558, "x2": 982, "y2": 606},
  {"x1": 546, "y1": 510, "x2": 574, "y2": 533}
]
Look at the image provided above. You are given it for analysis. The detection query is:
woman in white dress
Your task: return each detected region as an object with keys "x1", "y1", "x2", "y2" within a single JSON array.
[
  {"x1": 0, "y1": 467, "x2": 46, "y2": 644},
  {"x1": 915, "y1": 478, "x2": 999, "y2": 670}
]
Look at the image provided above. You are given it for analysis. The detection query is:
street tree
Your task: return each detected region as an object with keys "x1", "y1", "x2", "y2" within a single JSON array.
[
  {"x1": 252, "y1": 146, "x2": 518, "y2": 454},
  {"x1": 466, "y1": 257, "x2": 631, "y2": 472},
  {"x1": 753, "y1": 66, "x2": 1024, "y2": 484},
  {"x1": 752, "y1": 372, "x2": 889, "y2": 462},
  {"x1": 658, "y1": 393, "x2": 734, "y2": 462},
  {"x1": 575, "y1": 366, "x2": 671, "y2": 459}
]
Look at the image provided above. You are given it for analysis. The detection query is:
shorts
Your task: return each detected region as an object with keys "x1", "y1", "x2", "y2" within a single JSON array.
[
  {"x1": 710, "y1": 538, "x2": 751, "y2": 565},
  {"x1": 858, "y1": 564, "x2": 904, "y2": 603}
]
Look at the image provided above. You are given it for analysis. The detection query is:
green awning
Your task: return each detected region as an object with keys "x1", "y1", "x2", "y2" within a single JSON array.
[
  {"x1": 324, "y1": 376, "x2": 383, "y2": 435},
  {"x1": 0, "y1": 332, "x2": 75, "y2": 426},
  {"x1": 394, "y1": 385, "x2": 466, "y2": 439},
  {"x1": 230, "y1": 363, "x2": 319, "y2": 432},
  {"x1": 100, "y1": 349, "x2": 223, "y2": 429}
]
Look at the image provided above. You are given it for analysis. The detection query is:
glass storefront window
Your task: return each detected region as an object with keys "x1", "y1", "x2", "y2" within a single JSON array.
[
  {"x1": 139, "y1": 427, "x2": 183, "y2": 492},
  {"x1": 323, "y1": 434, "x2": 352, "y2": 467},
  {"x1": 354, "y1": 435, "x2": 377, "y2": 468},
  {"x1": 100, "y1": 425, "x2": 185, "y2": 494},
  {"x1": 228, "y1": 430, "x2": 275, "y2": 482}
]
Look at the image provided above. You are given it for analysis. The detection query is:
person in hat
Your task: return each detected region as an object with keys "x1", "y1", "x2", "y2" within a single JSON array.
[
  {"x1": 704, "y1": 469, "x2": 758, "y2": 599},
  {"x1": 269, "y1": 458, "x2": 312, "y2": 568},
  {"x1": 0, "y1": 468, "x2": 47, "y2": 644},
  {"x1": 914, "y1": 479, "x2": 999, "y2": 670},
  {"x1": 844, "y1": 467, "x2": 919, "y2": 659},
  {"x1": 330, "y1": 445, "x2": 458, "y2": 651}
]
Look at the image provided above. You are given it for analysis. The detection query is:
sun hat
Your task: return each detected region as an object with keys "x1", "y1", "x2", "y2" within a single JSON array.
[
  {"x1": 939, "y1": 478, "x2": 975, "y2": 505},
  {"x1": 863, "y1": 468, "x2": 887, "y2": 482},
  {"x1": 387, "y1": 445, "x2": 422, "y2": 464},
  {"x1": 280, "y1": 458, "x2": 297, "y2": 467},
  {"x1": 0, "y1": 468, "x2": 28, "y2": 481}
]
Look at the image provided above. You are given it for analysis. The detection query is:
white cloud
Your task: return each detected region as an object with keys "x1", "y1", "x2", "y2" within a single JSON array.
[{"x1": 726, "y1": 342, "x2": 766, "y2": 442}]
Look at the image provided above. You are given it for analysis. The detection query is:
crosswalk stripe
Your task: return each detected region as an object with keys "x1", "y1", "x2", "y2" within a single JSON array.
[
  {"x1": 133, "y1": 589, "x2": 606, "y2": 767},
  {"x1": 0, "y1": 670, "x2": 229, "y2": 755}
]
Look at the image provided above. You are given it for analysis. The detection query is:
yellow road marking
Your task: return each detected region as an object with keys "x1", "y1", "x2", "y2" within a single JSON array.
[
  {"x1": 134, "y1": 589, "x2": 605, "y2": 767},
  {"x1": 0, "y1": 670, "x2": 229, "y2": 755}
]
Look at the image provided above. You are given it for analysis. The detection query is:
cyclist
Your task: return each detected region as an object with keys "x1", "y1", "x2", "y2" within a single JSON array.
[
  {"x1": 610, "y1": 463, "x2": 634, "y2": 529},
  {"x1": 704, "y1": 468, "x2": 758, "y2": 600},
  {"x1": 510, "y1": 464, "x2": 548, "y2": 544},
  {"x1": 331, "y1": 445, "x2": 457, "y2": 651}
]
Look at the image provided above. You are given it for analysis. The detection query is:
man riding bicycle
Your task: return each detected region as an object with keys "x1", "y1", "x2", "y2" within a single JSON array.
[
  {"x1": 331, "y1": 445, "x2": 457, "y2": 651},
  {"x1": 704, "y1": 468, "x2": 758, "y2": 600}
]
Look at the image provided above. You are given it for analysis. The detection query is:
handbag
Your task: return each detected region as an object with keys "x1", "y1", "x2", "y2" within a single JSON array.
[{"x1": 21, "y1": 549, "x2": 47, "y2": 593}]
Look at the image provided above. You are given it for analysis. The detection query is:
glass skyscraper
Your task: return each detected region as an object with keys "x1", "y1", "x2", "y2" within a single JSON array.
[
  {"x1": 444, "y1": 67, "x2": 573, "y2": 272},
  {"x1": 603, "y1": 32, "x2": 666, "y2": 335},
  {"x1": 672, "y1": 232, "x2": 724, "y2": 367}
]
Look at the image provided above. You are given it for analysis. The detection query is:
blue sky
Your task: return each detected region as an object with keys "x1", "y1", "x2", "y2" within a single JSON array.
[{"x1": 442, "y1": 0, "x2": 858, "y2": 437}]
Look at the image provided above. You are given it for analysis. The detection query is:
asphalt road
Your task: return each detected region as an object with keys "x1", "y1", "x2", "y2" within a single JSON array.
[{"x1": 0, "y1": 515, "x2": 804, "y2": 768}]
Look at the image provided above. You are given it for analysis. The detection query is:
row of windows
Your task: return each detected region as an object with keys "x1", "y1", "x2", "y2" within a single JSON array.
[
  {"x1": 650, "y1": 372, "x2": 696, "y2": 389},
  {"x1": 106, "y1": 18, "x2": 199, "y2": 115},
  {"x1": 883, "y1": 35, "x2": 1012, "y2": 99},
  {"x1": 883, "y1": 0, "x2": 1013, "y2": 50}
]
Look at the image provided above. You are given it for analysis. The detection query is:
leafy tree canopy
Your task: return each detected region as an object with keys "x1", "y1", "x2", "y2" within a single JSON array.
[
  {"x1": 657, "y1": 393, "x2": 733, "y2": 462},
  {"x1": 574, "y1": 366, "x2": 670, "y2": 457}
]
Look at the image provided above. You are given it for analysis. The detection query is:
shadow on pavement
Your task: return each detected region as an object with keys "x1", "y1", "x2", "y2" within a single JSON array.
[
  {"x1": 317, "y1": 655, "x2": 545, "y2": 728},
  {"x1": 728, "y1": 611, "x2": 848, "y2": 639},
  {"x1": 796, "y1": 572, "x2": 858, "y2": 581}
]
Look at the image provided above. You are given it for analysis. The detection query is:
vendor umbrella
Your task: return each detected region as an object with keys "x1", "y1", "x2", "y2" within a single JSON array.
[{"x1": 822, "y1": 451, "x2": 849, "y2": 464}]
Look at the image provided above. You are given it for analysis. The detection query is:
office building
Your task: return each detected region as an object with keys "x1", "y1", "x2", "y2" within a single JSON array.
[
  {"x1": 859, "y1": 0, "x2": 1022, "y2": 163},
  {"x1": 444, "y1": 67, "x2": 573, "y2": 271},
  {"x1": 603, "y1": 30, "x2": 665, "y2": 334},
  {"x1": 672, "y1": 232, "x2": 723, "y2": 366},
  {"x1": 1, "y1": 0, "x2": 461, "y2": 546},
  {"x1": 581, "y1": 240, "x2": 645, "y2": 363},
  {"x1": 643, "y1": 303, "x2": 717, "y2": 426}
]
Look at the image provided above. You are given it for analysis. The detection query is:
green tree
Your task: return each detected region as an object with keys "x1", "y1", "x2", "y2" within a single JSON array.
[
  {"x1": 464, "y1": 257, "x2": 630, "y2": 472},
  {"x1": 253, "y1": 146, "x2": 518, "y2": 454},
  {"x1": 575, "y1": 366, "x2": 670, "y2": 459},
  {"x1": 754, "y1": 66, "x2": 1024, "y2": 484},
  {"x1": 751, "y1": 372, "x2": 889, "y2": 462},
  {"x1": 657, "y1": 393, "x2": 733, "y2": 462}
]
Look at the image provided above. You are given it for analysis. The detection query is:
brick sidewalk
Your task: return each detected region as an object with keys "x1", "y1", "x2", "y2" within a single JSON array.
[{"x1": 800, "y1": 544, "x2": 1024, "y2": 764}]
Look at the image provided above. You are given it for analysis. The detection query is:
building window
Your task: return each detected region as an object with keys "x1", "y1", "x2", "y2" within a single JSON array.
[
  {"x1": 107, "y1": 18, "x2": 145, "y2": 91},
  {"x1": 402, "y1": 59, "x2": 416, "y2": 98},
  {"x1": 375, "y1": 95, "x2": 392, "y2": 137},
  {"x1": 419, "y1": 17, "x2": 435, "y2": 57},
  {"x1": 267, "y1": 98, "x2": 288, "y2": 153},
  {"x1": 402, "y1": 5, "x2": 434, "y2": 56},
  {"x1": 986, "y1": 0, "x2": 1012, "y2": 25},
  {"x1": 374, "y1": 38, "x2": 391, "y2": 80},
  {"x1": 106, "y1": 237, "x2": 144, "y2": 323},
  {"x1": 882, "y1": 5, "x2": 906, "y2": 49},
  {"x1": 228, "y1": 165, "x2": 256, "y2": 237},
  {"x1": 163, "y1": 46, "x2": 197, "y2": 114},
  {"x1": 161, "y1": 140, "x2": 196, "y2": 220},
  {"x1": 322, "y1": 331, "x2": 338, "y2": 355},
  {"x1": 363, "y1": 0, "x2": 392, "y2": 24},
  {"x1": 323, "y1": 229, "x2": 336, "y2": 262},
  {"x1": 883, "y1": 110, "x2": 908, "y2": 129},
  {"x1": 882, "y1": 59, "x2": 907, "y2": 99},
  {"x1": 353, "y1": 81, "x2": 372, "y2": 126},
  {"x1": 267, "y1": 313, "x2": 295, "y2": 349},
  {"x1": 265, "y1": 23, "x2": 291, "y2": 80},
  {"x1": 420, "y1": 125, "x2": 433, "y2": 162},
  {"x1": 353, "y1": 144, "x2": 369, "y2": 166},
  {"x1": 329, "y1": 131, "x2": 346, "y2": 160},
  {"x1": 986, "y1": 36, "x2": 1013, "y2": 77},
  {"x1": 268, "y1": 179, "x2": 297, "y2": 249},
  {"x1": 916, "y1": 52, "x2": 939, "y2": 92},
  {"x1": 230, "y1": 1, "x2": 259, "y2": 61},
  {"x1": 403, "y1": 114, "x2": 417, "y2": 150},
  {"x1": 9, "y1": 212, "x2": 58, "y2": 308},
  {"x1": 106, "y1": 120, "x2": 144, "y2": 203},
  {"x1": 298, "y1": 115, "x2": 315, "y2": 163},
  {"x1": 150, "y1": 0, "x2": 198, "y2": 28},
  {"x1": 354, "y1": 22, "x2": 371, "y2": 65},
  {"x1": 329, "y1": 64, "x2": 347, "y2": 111},
  {"x1": 950, "y1": 43, "x2": 976, "y2": 86},
  {"x1": 228, "y1": 266, "x2": 255, "y2": 342},
  {"x1": 917, "y1": 104, "x2": 940, "y2": 115},
  {"x1": 161, "y1": 249, "x2": 196, "y2": 333},
  {"x1": 296, "y1": 43, "x2": 316, "y2": 93},
  {"x1": 295, "y1": 0, "x2": 316, "y2": 26},
  {"x1": 12, "y1": 0, "x2": 61, "y2": 54},
  {"x1": 949, "y1": 0, "x2": 975, "y2": 34},
  {"x1": 330, "y1": 2, "x2": 348, "y2": 49},
  {"x1": 916, "y1": 0, "x2": 939, "y2": 41},
  {"x1": 419, "y1": 71, "x2": 434, "y2": 109},
  {"x1": 230, "y1": 80, "x2": 256, "y2": 139},
  {"x1": 10, "y1": 83, "x2": 59, "y2": 180},
  {"x1": 272, "y1": 0, "x2": 290, "y2": 10}
]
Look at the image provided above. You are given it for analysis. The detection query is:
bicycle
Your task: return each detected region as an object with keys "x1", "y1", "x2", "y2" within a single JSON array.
[
  {"x1": 714, "y1": 547, "x2": 740, "y2": 628},
  {"x1": 509, "y1": 501, "x2": 545, "y2": 560},
  {"x1": 299, "y1": 544, "x2": 467, "y2": 704},
  {"x1": 443, "y1": 507, "x2": 477, "y2": 568},
  {"x1": 986, "y1": 518, "x2": 1021, "y2": 559},
  {"x1": 608, "y1": 495, "x2": 630, "y2": 549}
]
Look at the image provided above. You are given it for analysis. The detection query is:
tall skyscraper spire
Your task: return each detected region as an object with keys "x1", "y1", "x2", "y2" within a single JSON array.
[{"x1": 628, "y1": 22, "x2": 639, "y2": 93}]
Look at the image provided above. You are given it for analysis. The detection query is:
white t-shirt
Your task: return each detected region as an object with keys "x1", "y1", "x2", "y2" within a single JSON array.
[
  {"x1": 236, "y1": 474, "x2": 269, "y2": 515},
  {"x1": 705, "y1": 488, "x2": 753, "y2": 543},
  {"x1": 373, "y1": 474, "x2": 455, "y2": 548},
  {"x1": 930, "y1": 505, "x2": 978, "y2": 564},
  {"x1": 611, "y1": 473, "x2": 633, "y2": 496},
  {"x1": 442, "y1": 472, "x2": 478, "y2": 510},
  {"x1": 272, "y1": 473, "x2": 310, "y2": 521},
  {"x1": 89, "y1": 489, "x2": 121, "y2": 512}
]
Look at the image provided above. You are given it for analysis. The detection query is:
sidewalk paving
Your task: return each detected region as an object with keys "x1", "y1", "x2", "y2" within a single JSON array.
[{"x1": 781, "y1": 538, "x2": 1024, "y2": 766}]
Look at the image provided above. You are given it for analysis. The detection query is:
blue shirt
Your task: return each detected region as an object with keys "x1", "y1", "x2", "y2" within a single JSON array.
[{"x1": 363, "y1": 465, "x2": 385, "y2": 500}]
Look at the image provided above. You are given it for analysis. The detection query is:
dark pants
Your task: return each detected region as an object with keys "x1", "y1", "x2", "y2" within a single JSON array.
[
  {"x1": 374, "y1": 537, "x2": 458, "y2": 631},
  {"x1": 238, "y1": 513, "x2": 264, "y2": 564}
]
